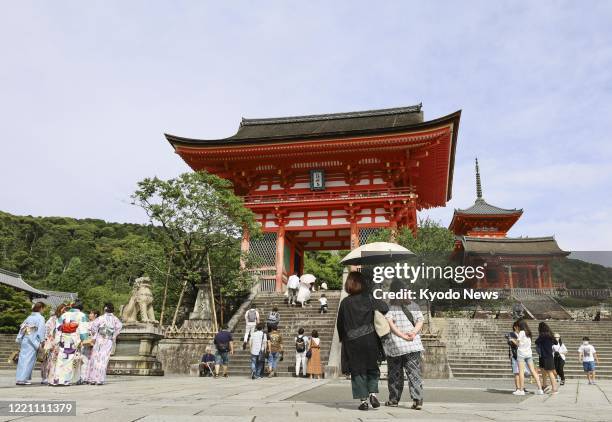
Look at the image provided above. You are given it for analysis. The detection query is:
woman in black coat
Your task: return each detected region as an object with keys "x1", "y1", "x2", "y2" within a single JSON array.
[{"x1": 337, "y1": 271, "x2": 388, "y2": 411}]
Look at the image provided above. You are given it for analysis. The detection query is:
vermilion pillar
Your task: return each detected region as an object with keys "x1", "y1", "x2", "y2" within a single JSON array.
[
  {"x1": 350, "y1": 221, "x2": 359, "y2": 250},
  {"x1": 240, "y1": 228, "x2": 250, "y2": 269},
  {"x1": 275, "y1": 225, "x2": 286, "y2": 292}
]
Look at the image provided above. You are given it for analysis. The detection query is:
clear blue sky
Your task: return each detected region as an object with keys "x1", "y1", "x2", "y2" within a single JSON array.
[{"x1": 1, "y1": 2, "x2": 611, "y2": 249}]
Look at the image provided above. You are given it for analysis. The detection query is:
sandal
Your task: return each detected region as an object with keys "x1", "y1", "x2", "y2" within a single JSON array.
[{"x1": 358, "y1": 401, "x2": 369, "y2": 411}]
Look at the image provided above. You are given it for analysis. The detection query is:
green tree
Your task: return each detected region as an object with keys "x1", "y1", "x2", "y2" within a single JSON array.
[
  {"x1": 303, "y1": 251, "x2": 345, "y2": 290},
  {"x1": 131, "y1": 171, "x2": 259, "y2": 327},
  {"x1": 0, "y1": 285, "x2": 31, "y2": 333}
]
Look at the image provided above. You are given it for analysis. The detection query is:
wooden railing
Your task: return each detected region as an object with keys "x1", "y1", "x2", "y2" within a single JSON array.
[{"x1": 244, "y1": 187, "x2": 416, "y2": 205}]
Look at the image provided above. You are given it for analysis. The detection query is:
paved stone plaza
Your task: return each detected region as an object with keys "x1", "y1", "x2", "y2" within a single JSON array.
[{"x1": 1, "y1": 371, "x2": 611, "y2": 421}]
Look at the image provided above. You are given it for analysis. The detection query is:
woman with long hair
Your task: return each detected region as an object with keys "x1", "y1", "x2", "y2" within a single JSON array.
[
  {"x1": 337, "y1": 271, "x2": 388, "y2": 410},
  {"x1": 511, "y1": 320, "x2": 543, "y2": 395},
  {"x1": 536, "y1": 322, "x2": 558, "y2": 394}
]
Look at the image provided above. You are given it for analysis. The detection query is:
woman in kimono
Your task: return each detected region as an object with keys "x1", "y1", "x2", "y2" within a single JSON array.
[
  {"x1": 77, "y1": 309, "x2": 99, "y2": 384},
  {"x1": 87, "y1": 303, "x2": 123, "y2": 385},
  {"x1": 51, "y1": 301, "x2": 89, "y2": 386},
  {"x1": 41, "y1": 304, "x2": 67, "y2": 384},
  {"x1": 15, "y1": 302, "x2": 46, "y2": 385}
]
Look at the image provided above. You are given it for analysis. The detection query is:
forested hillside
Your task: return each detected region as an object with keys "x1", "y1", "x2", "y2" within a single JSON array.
[{"x1": 0, "y1": 210, "x2": 250, "y2": 329}]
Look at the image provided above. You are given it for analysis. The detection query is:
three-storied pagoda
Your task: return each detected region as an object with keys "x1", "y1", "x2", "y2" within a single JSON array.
[
  {"x1": 167, "y1": 104, "x2": 461, "y2": 291},
  {"x1": 450, "y1": 159, "x2": 568, "y2": 289}
]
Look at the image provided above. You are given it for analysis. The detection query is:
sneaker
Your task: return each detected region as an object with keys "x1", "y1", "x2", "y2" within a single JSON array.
[
  {"x1": 384, "y1": 400, "x2": 399, "y2": 407},
  {"x1": 24, "y1": 381, "x2": 32, "y2": 385},
  {"x1": 358, "y1": 401, "x2": 369, "y2": 411},
  {"x1": 369, "y1": 394, "x2": 380, "y2": 409},
  {"x1": 512, "y1": 390, "x2": 525, "y2": 396},
  {"x1": 412, "y1": 399, "x2": 423, "y2": 410},
  {"x1": 536, "y1": 389, "x2": 544, "y2": 395},
  {"x1": 15, "y1": 381, "x2": 25, "y2": 385},
  {"x1": 560, "y1": 380, "x2": 565, "y2": 386}
]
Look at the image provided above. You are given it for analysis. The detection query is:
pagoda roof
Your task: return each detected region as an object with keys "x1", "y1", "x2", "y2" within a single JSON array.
[
  {"x1": 459, "y1": 236, "x2": 569, "y2": 256},
  {"x1": 165, "y1": 104, "x2": 439, "y2": 146},
  {"x1": 0, "y1": 268, "x2": 47, "y2": 297},
  {"x1": 455, "y1": 198, "x2": 523, "y2": 216}
]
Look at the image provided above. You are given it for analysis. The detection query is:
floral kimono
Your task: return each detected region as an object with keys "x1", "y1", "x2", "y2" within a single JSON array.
[
  {"x1": 87, "y1": 313, "x2": 122, "y2": 384},
  {"x1": 15, "y1": 312, "x2": 46, "y2": 384},
  {"x1": 52, "y1": 308, "x2": 89, "y2": 386},
  {"x1": 41, "y1": 315, "x2": 60, "y2": 384}
]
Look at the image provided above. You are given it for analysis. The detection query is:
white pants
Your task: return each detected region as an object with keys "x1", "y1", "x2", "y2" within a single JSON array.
[
  {"x1": 244, "y1": 323, "x2": 256, "y2": 343},
  {"x1": 295, "y1": 352, "x2": 307, "y2": 376}
]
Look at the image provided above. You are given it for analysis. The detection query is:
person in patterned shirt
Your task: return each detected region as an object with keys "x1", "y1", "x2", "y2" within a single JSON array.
[{"x1": 383, "y1": 279, "x2": 425, "y2": 410}]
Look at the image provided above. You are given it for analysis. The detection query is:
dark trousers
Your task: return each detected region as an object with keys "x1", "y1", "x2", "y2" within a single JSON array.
[
  {"x1": 351, "y1": 368, "x2": 380, "y2": 399},
  {"x1": 554, "y1": 355, "x2": 565, "y2": 381},
  {"x1": 387, "y1": 352, "x2": 423, "y2": 402}
]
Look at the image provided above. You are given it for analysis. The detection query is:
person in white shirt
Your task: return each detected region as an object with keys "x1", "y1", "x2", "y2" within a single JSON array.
[
  {"x1": 511, "y1": 320, "x2": 544, "y2": 395},
  {"x1": 319, "y1": 294, "x2": 328, "y2": 314},
  {"x1": 242, "y1": 307, "x2": 260, "y2": 349},
  {"x1": 552, "y1": 333, "x2": 568, "y2": 385},
  {"x1": 578, "y1": 336, "x2": 599, "y2": 385},
  {"x1": 287, "y1": 273, "x2": 300, "y2": 306},
  {"x1": 249, "y1": 323, "x2": 267, "y2": 379},
  {"x1": 294, "y1": 327, "x2": 309, "y2": 377}
]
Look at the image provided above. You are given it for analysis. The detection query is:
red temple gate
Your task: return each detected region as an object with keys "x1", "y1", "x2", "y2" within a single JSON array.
[{"x1": 167, "y1": 105, "x2": 461, "y2": 291}]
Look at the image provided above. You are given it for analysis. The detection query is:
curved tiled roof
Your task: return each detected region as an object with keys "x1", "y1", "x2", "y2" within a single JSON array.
[
  {"x1": 0, "y1": 268, "x2": 47, "y2": 297},
  {"x1": 460, "y1": 236, "x2": 568, "y2": 256},
  {"x1": 166, "y1": 104, "x2": 433, "y2": 145},
  {"x1": 455, "y1": 198, "x2": 522, "y2": 216}
]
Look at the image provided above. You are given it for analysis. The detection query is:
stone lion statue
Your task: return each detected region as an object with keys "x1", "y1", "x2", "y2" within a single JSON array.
[{"x1": 121, "y1": 276, "x2": 158, "y2": 324}]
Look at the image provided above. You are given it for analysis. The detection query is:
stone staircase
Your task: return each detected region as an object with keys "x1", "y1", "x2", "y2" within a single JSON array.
[
  {"x1": 227, "y1": 290, "x2": 340, "y2": 378},
  {"x1": 440, "y1": 318, "x2": 612, "y2": 379},
  {"x1": 517, "y1": 295, "x2": 572, "y2": 320},
  {"x1": 0, "y1": 333, "x2": 18, "y2": 370},
  {"x1": 0, "y1": 333, "x2": 44, "y2": 372}
]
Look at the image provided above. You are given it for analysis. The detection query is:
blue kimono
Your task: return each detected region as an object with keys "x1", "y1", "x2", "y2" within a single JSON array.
[{"x1": 15, "y1": 312, "x2": 46, "y2": 383}]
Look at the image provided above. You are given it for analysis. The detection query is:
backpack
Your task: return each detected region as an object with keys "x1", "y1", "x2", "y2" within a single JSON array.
[
  {"x1": 295, "y1": 335, "x2": 306, "y2": 353},
  {"x1": 247, "y1": 309, "x2": 257, "y2": 323},
  {"x1": 267, "y1": 311, "x2": 280, "y2": 324}
]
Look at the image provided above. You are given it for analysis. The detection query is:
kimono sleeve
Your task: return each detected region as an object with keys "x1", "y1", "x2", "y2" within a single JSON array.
[
  {"x1": 54, "y1": 314, "x2": 65, "y2": 343},
  {"x1": 78, "y1": 313, "x2": 90, "y2": 341},
  {"x1": 113, "y1": 316, "x2": 123, "y2": 340},
  {"x1": 36, "y1": 315, "x2": 46, "y2": 343}
]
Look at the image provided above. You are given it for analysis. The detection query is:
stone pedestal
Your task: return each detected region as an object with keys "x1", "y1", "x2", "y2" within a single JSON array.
[{"x1": 107, "y1": 323, "x2": 164, "y2": 376}]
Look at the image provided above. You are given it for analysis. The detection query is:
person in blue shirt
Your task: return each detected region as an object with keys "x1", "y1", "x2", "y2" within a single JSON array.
[{"x1": 15, "y1": 302, "x2": 47, "y2": 385}]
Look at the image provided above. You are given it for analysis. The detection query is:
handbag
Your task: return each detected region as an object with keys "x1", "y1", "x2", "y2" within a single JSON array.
[
  {"x1": 257, "y1": 333, "x2": 267, "y2": 362},
  {"x1": 306, "y1": 349, "x2": 312, "y2": 359},
  {"x1": 373, "y1": 311, "x2": 391, "y2": 338}
]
